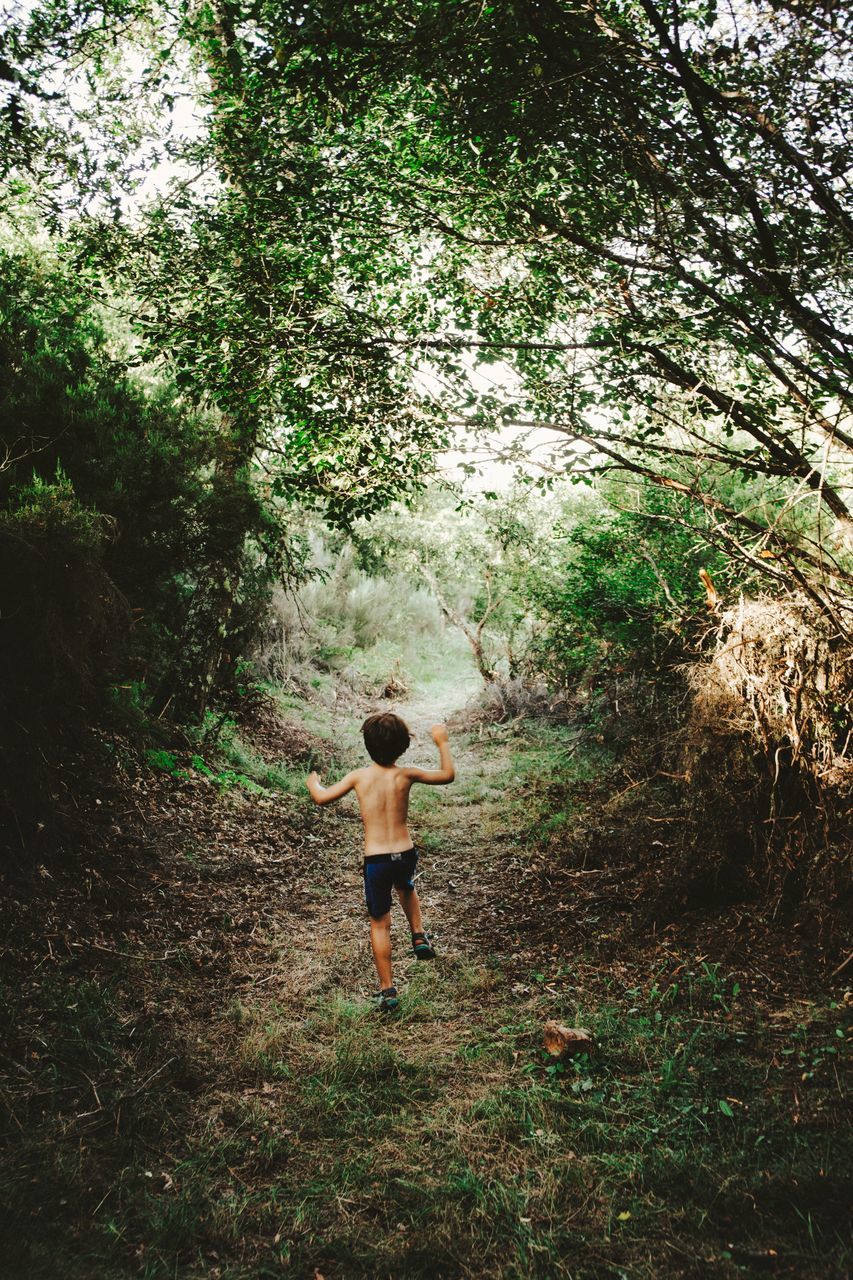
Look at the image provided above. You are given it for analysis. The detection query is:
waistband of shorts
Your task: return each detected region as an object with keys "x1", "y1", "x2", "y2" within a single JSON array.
[{"x1": 363, "y1": 848, "x2": 416, "y2": 865}]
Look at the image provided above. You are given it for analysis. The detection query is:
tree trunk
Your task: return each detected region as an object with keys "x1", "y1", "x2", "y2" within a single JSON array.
[{"x1": 417, "y1": 563, "x2": 501, "y2": 685}]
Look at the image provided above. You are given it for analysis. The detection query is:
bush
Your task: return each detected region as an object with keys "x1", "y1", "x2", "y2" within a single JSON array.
[
  {"x1": 253, "y1": 529, "x2": 444, "y2": 693},
  {"x1": 681, "y1": 595, "x2": 852, "y2": 917},
  {"x1": 0, "y1": 475, "x2": 127, "y2": 861},
  {"x1": 0, "y1": 244, "x2": 219, "y2": 704},
  {"x1": 527, "y1": 485, "x2": 728, "y2": 687}
]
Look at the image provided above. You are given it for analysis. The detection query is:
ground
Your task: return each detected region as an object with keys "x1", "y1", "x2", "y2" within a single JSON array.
[{"x1": 0, "y1": 646, "x2": 850, "y2": 1279}]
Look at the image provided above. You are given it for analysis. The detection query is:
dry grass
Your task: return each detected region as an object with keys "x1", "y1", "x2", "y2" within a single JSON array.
[
  {"x1": 681, "y1": 594, "x2": 852, "y2": 913},
  {"x1": 687, "y1": 595, "x2": 851, "y2": 781}
]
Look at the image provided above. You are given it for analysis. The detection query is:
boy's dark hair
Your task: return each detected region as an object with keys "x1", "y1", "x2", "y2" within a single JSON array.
[{"x1": 361, "y1": 712, "x2": 410, "y2": 766}]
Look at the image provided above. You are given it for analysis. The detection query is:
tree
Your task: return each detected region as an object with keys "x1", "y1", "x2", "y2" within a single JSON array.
[
  {"x1": 6, "y1": 0, "x2": 852, "y2": 640},
  {"x1": 255, "y1": 0, "x2": 853, "y2": 617},
  {"x1": 0, "y1": 240, "x2": 218, "y2": 854},
  {"x1": 349, "y1": 487, "x2": 563, "y2": 686},
  {"x1": 3, "y1": 0, "x2": 451, "y2": 718}
]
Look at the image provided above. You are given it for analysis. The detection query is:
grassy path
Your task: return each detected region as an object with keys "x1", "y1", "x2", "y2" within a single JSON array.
[{"x1": 2, "y1": 679, "x2": 849, "y2": 1279}]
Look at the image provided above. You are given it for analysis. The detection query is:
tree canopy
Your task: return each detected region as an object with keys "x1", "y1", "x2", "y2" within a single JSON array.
[{"x1": 2, "y1": 0, "x2": 851, "y2": 720}]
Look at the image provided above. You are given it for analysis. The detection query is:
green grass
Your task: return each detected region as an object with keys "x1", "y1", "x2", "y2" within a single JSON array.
[
  {"x1": 146, "y1": 699, "x2": 358, "y2": 801},
  {"x1": 218, "y1": 730, "x2": 306, "y2": 792},
  {"x1": 158, "y1": 628, "x2": 482, "y2": 808},
  {"x1": 352, "y1": 630, "x2": 479, "y2": 704},
  {"x1": 3, "y1": 936, "x2": 849, "y2": 1278},
  {"x1": 162, "y1": 980, "x2": 849, "y2": 1275},
  {"x1": 3, "y1": 661, "x2": 849, "y2": 1279},
  {"x1": 493, "y1": 724, "x2": 611, "y2": 837}
]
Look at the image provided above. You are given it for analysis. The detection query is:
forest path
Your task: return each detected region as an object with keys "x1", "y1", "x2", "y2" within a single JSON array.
[
  {"x1": 185, "y1": 685, "x2": 845, "y2": 1279},
  {"x1": 266, "y1": 683, "x2": 534, "y2": 1013},
  {"x1": 7, "y1": 681, "x2": 846, "y2": 1279}
]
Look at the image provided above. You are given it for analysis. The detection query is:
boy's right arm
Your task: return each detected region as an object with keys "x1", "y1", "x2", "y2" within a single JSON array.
[
  {"x1": 403, "y1": 724, "x2": 455, "y2": 786},
  {"x1": 306, "y1": 769, "x2": 358, "y2": 805}
]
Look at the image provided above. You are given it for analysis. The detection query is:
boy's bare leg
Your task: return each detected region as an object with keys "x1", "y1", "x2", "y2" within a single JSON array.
[
  {"x1": 369, "y1": 912, "x2": 394, "y2": 990},
  {"x1": 395, "y1": 884, "x2": 424, "y2": 937}
]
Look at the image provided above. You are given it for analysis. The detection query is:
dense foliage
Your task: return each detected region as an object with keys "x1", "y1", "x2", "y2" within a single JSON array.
[
  {"x1": 0, "y1": 0, "x2": 850, "y2": 869},
  {"x1": 0, "y1": 245, "x2": 213, "y2": 844},
  {"x1": 5, "y1": 1, "x2": 852, "y2": 584}
]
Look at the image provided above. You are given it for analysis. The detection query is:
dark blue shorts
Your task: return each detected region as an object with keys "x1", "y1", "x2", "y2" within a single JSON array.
[{"x1": 363, "y1": 848, "x2": 418, "y2": 919}]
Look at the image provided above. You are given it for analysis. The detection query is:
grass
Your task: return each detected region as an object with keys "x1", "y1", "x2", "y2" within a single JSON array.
[
  {"x1": 352, "y1": 630, "x2": 480, "y2": 705},
  {"x1": 147, "y1": 627, "x2": 479, "y2": 809},
  {"x1": 2, "y1": 668, "x2": 850, "y2": 1278},
  {"x1": 7, "y1": 943, "x2": 846, "y2": 1278},
  {"x1": 230, "y1": 984, "x2": 840, "y2": 1274},
  {"x1": 492, "y1": 719, "x2": 614, "y2": 844}
]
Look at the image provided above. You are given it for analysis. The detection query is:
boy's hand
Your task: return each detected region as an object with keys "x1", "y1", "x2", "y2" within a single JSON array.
[
  {"x1": 406, "y1": 725, "x2": 454, "y2": 785},
  {"x1": 307, "y1": 768, "x2": 357, "y2": 806}
]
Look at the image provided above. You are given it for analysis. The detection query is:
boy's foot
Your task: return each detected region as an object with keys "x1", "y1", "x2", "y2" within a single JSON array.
[
  {"x1": 411, "y1": 931, "x2": 436, "y2": 960},
  {"x1": 372, "y1": 986, "x2": 399, "y2": 1013}
]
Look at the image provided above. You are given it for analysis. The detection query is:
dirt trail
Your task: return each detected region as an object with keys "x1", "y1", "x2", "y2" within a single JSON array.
[
  {"x1": 5, "y1": 687, "x2": 848, "y2": 1279},
  {"x1": 288, "y1": 687, "x2": 625, "y2": 996},
  {"x1": 269, "y1": 689, "x2": 515, "y2": 1006}
]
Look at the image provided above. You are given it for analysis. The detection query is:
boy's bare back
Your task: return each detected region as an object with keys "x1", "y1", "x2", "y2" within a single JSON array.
[{"x1": 307, "y1": 723, "x2": 454, "y2": 854}]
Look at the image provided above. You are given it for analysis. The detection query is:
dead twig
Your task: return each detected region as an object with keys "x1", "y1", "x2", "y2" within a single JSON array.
[{"x1": 120, "y1": 1057, "x2": 177, "y2": 1101}]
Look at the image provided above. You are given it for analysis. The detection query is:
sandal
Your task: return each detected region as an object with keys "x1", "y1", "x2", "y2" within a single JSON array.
[
  {"x1": 372, "y1": 986, "x2": 399, "y2": 1012},
  {"x1": 411, "y1": 931, "x2": 436, "y2": 960}
]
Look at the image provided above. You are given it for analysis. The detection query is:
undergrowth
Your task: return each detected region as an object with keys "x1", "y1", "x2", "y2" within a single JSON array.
[
  {"x1": 1, "y1": 686, "x2": 849, "y2": 1279},
  {"x1": 4, "y1": 955, "x2": 847, "y2": 1278}
]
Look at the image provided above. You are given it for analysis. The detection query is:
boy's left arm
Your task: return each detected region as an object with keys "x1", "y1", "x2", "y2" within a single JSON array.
[{"x1": 306, "y1": 770, "x2": 358, "y2": 806}]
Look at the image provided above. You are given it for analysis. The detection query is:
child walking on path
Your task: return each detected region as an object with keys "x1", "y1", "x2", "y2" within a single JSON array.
[{"x1": 306, "y1": 713, "x2": 455, "y2": 1011}]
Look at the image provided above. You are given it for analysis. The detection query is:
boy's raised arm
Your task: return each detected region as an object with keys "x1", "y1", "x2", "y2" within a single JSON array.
[
  {"x1": 403, "y1": 724, "x2": 455, "y2": 786},
  {"x1": 306, "y1": 770, "x2": 358, "y2": 805}
]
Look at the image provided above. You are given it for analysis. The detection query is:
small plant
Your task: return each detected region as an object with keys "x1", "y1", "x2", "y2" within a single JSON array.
[
  {"x1": 697, "y1": 961, "x2": 741, "y2": 1014},
  {"x1": 146, "y1": 747, "x2": 185, "y2": 778}
]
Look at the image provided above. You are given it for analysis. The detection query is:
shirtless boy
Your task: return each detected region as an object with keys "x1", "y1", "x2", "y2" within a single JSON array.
[{"x1": 306, "y1": 713, "x2": 455, "y2": 1012}]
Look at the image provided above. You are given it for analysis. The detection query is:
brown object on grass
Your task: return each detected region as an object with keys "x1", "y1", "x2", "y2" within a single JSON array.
[{"x1": 543, "y1": 1021, "x2": 594, "y2": 1057}]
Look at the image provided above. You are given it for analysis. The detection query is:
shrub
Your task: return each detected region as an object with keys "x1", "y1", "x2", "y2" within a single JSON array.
[
  {"x1": 0, "y1": 475, "x2": 127, "y2": 861},
  {"x1": 681, "y1": 595, "x2": 852, "y2": 915}
]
